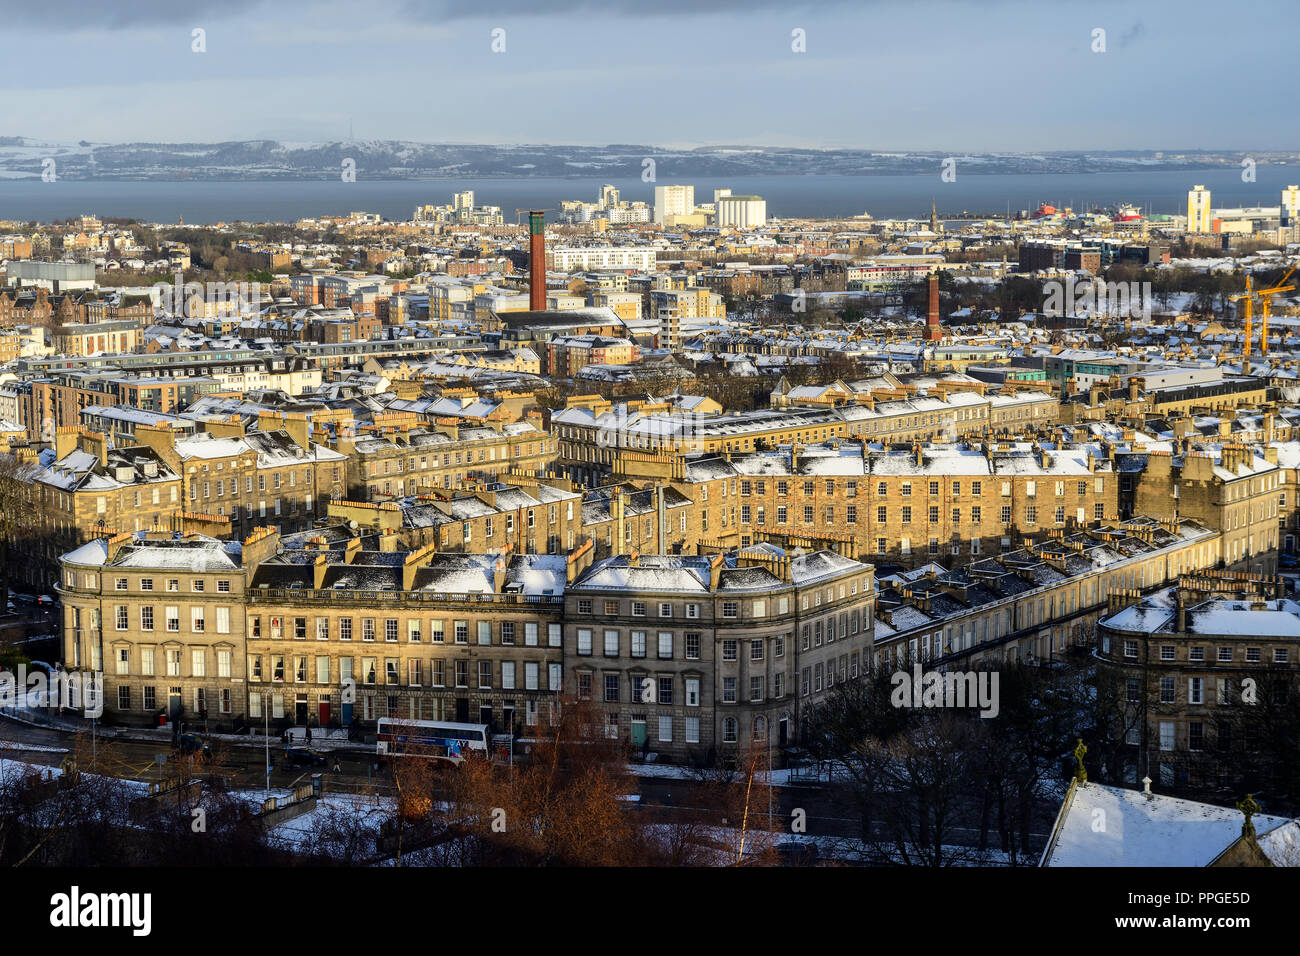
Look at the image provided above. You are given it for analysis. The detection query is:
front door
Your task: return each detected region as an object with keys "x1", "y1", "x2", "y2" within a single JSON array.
[
  {"x1": 318, "y1": 698, "x2": 331, "y2": 726},
  {"x1": 168, "y1": 687, "x2": 182, "y2": 721},
  {"x1": 479, "y1": 704, "x2": 493, "y2": 731},
  {"x1": 295, "y1": 695, "x2": 308, "y2": 724},
  {"x1": 455, "y1": 697, "x2": 469, "y2": 723},
  {"x1": 778, "y1": 717, "x2": 789, "y2": 747},
  {"x1": 630, "y1": 720, "x2": 647, "y2": 747}
]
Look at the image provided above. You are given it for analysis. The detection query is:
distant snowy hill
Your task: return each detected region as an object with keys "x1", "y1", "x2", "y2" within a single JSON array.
[{"x1": 0, "y1": 137, "x2": 1247, "y2": 181}]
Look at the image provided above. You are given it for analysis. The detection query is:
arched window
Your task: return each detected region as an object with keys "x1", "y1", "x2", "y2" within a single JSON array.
[{"x1": 753, "y1": 716, "x2": 767, "y2": 742}]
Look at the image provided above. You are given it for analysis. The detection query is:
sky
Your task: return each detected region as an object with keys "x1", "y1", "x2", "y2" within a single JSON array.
[{"x1": 0, "y1": 0, "x2": 1294, "y2": 151}]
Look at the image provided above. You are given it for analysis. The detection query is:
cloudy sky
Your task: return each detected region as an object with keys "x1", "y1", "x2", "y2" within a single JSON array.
[{"x1": 0, "y1": 0, "x2": 1293, "y2": 151}]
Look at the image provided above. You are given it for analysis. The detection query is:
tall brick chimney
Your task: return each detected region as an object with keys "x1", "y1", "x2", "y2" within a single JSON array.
[
  {"x1": 924, "y1": 273, "x2": 943, "y2": 342},
  {"x1": 528, "y1": 210, "x2": 546, "y2": 311}
]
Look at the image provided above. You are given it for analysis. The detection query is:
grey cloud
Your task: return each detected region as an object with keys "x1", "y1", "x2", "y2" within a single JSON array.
[{"x1": 2, "y1": 0, "x2": 265, "y2": 30}]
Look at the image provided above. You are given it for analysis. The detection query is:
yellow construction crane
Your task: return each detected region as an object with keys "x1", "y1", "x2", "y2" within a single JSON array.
[
  {"x1": 1253, "y1": 259, "x2": 1298, "y2": 356},
  {"x1": 1230, "y1": 259, "x2": 1299, "y2": 362},
  {"x1": 1230, "y1": 275, "x2": 1255, "y2": 361}
]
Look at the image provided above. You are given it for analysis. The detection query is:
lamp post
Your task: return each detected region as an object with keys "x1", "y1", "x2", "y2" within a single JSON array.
[{"x1": 264, "y1": 694, "x2": 270, "y2": 796}]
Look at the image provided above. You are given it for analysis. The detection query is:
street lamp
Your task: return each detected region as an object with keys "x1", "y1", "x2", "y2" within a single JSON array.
[{"x1": 264, "y1": 693, "x2": 270, "y2": 796}]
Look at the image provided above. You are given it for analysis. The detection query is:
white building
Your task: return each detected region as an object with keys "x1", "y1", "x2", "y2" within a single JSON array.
[
  {"x1": 716, "y1": 194, "x2": 768, "y2": 229},
  {"x1": 1187, "y1": 184, "x2": 1213, "y2": 234},
  {"x1": 654, "y1": 185, "x2": 695, "y2": 225},
  {"x1": 547, "y1": 246, "x2": 658, "y2": 271},
  {"x1": 1283, "y1": 185, "x2": 1300, "y2": 225}
]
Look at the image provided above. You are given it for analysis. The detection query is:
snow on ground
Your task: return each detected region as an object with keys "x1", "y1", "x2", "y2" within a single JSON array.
[{"x1": 0, "y1": 740, "x2": 66, "y2": 753}]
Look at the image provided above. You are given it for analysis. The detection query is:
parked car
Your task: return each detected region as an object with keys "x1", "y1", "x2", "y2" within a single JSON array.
[{"x1": 284, "y1": 747, "x2": 327, "y2": 768}]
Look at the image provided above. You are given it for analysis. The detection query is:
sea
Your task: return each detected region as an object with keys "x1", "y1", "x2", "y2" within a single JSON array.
[{"x1": 0, "y1": 166, "x2": 1297, "y2": 225}]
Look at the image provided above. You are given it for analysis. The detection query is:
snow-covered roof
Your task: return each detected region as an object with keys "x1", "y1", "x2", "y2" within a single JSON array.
[{"x1": 1042, "y1": 780, "x2": 1292, "y2": 867}]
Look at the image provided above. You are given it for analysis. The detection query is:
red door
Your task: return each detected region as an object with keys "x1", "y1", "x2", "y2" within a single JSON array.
[{"x1": 318, "y1": 701, "x2": 331, "y2": 726}]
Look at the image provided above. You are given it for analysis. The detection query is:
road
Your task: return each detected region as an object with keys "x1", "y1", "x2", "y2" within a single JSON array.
[
  {"x1": 0, "y1": 717, "x2": 1051, "y2": 855},
  {"x1": 0, "y1": 718, "x2": 392, "y2": 794}
]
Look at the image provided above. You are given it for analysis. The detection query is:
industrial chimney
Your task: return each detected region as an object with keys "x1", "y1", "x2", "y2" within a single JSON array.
[
  {"x1": 528, "y1": 210, "x2": 546, "y2": 311},
  {"x1": 924, "y1": 273, "x2": 943, "y2": 342}
]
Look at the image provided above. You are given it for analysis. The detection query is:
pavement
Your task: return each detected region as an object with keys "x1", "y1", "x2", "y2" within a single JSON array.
[{"x1": 0, "y1": 705, "x2": 374, "y2": 756}]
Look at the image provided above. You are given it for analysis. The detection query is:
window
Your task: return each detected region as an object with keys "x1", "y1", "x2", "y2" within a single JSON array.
[
  {"x1": 750, "y1": 676, "x2": 764, "y2": 702},
  {"x1": 525, "y1": 662, "x2": 539, "y2": 690},
  {"x1": 722, "y1": 601, "x2": 738, "y2": 619},
  {"x1": 1246, "y1": 647, "x2": 1261, "y2": 663},
  {"x1": 750, "y1": 639, "x2": 764, "y2": 661},
  {"x1": 722, "y1": 718, "x2": 737, "y2": 743},
  {"x1": 685, "y1": 677, "x2": 700, "y2": 707},
  {"x1": 115, "y1": 606, "x2": 128, "y2": 630},
  {"x1": 658, "y1": 715, "x2": 673, "y2": 743},
  {"x1": 658, "y1": 676, "x2": 673, "y2": 705},
  {"x1": 191, "y1": 607, "x2": 205, "y2": 633},
  {"x1": 723, "y1": 677, "x2": 737, "y2": 703},
  {"x1": 577, "y1": 629, "x2": 592, "y2": 655},
  {"x1": 658, "y1": 632, "x2": 673, "y2": 659},
  {"x1": 604, "y1": 629, "x2": 619, "y2": 656},
  {"x1": 685, "y1": 604, "x2": 699, "y2": 620},
  {"x1": 454, "y1": 621, "x2": 468, "y2": 644},
  {"x1": 1189, "y1": 677, "x2": 1204, "y2": 705},
  {"x1": 1159, "y1": 721, "x2": 1175, "y2": 752},
  {"x1": 723, "y1": 640, "x2": 738, "y2": 661},
  {"x1": 339, "y1": 618, "x2": 353, "y2": 641},
  {"x1": 604, "y1": 674, "x2": 619, "y2": 702},
  {"x1": 658, "y1": 603, "x2": 672, "y2": 618},
  {"x1": 1160, "y1": 676, "x2": 1175, "y2": 703},
  {"x1": 478, "y1": 661, "x2": 492, "y2": 689},
  {"x1": 1123, "y1": 640, "x2": 1138, "y2": 659},
  {"x1": 1160, "y1": 645, "x2": 1175, "y2": 661},
  {"x1": 362, "y1": 619, "x2": 376, "y2": 642},
  {"x1": 631, "y1": 601, "x2": 646, "y2": 617},
  {"x1": 192, "y1": 579, "x2": 205, "y2": 593},
  {"x1": 685, "y1": 632, "x2": 700, "y2": 660}
]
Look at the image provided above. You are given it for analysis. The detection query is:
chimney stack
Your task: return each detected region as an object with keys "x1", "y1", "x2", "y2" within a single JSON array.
[
  {"x1": 924, "y1": 273, "x2": 943, "y2": 342},
  {"x1": 528, "y1": 210, "x2": 546, "y2": 311}
]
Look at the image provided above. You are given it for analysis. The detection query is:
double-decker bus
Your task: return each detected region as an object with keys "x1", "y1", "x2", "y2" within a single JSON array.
[{"x1": 375, "y1": 719, "x2": 490, "y2": 764}]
